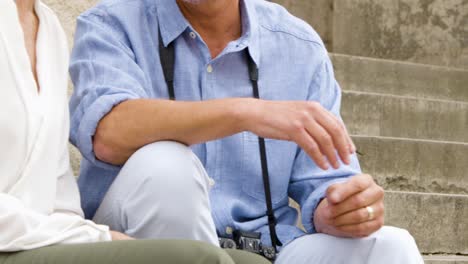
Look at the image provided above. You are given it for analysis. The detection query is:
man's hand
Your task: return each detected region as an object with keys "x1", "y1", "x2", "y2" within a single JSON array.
[
  {"x1": 313, "y1": 174, "x2": 385, "y2": 238},
  {"x1": 244, "y1": 100, "x2": 356, "y2": 170},
  {"x1": 110, "y1": 231, "x2": 134, "y2": 241}
]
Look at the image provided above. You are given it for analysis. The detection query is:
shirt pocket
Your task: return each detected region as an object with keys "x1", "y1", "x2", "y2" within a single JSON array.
[{"x1": 241, "y1": 132, "x2": 292, "y2": 204}]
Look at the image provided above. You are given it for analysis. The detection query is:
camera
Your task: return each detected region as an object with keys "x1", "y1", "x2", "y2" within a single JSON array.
[{"x1": 219, "y1": 230, "x2": 276, "y2": 261}]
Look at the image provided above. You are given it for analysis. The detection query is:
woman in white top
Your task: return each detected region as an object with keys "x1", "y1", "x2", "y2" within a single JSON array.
[{"x1": 0, "y1": 0, "x2": 268, "y2": 263}]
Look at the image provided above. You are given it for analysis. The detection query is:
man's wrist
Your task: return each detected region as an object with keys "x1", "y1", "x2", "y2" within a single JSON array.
[
  {"x1": 312, "y1": 198, "x2": 327, "y2": 233},
  {"x1": 230, "y1": 98, "x2": 259, "y2": 132}
]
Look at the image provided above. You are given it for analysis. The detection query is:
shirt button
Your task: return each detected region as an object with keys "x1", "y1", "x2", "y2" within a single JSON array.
[
  {"x1": 189, "y1": 31, "x2": 196, "y2": 39},
  {"x1": 208, "y1": 177, "x2": 215, "y2": 187},
  {"x1": 207, "y1": 64, "x2": 213, "y2": 73}
]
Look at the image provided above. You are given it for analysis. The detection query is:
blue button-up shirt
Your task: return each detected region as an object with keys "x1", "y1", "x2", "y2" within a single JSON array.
[{"x1": 69, "y1": 0, "x2": 361, "y2": 247}]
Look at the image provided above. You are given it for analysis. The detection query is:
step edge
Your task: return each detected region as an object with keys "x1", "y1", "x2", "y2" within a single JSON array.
[
  {"x1": 342, "y1": 90, "x2": 468, "y2": 105},
  {"x1": 350, "y1": 135, "x2": 468, "y2": 146},
  {"x1": 423, "y1": 255, "x2": 468, "y2": 261},
  {"x1": 330, "y1": 53, "x2": 468, "y2": 73},
  {"x1": 385, "y1": 190, "x2": 468, "y2": 198}
]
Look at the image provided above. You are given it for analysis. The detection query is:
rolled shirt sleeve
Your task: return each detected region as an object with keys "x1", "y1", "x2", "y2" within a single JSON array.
[
  {"x1": 288, "y1": 50, "x2": 362, "y2": 234},
  {"x1": 69, "y1": 10, "x2": 149, "y2": 169}
]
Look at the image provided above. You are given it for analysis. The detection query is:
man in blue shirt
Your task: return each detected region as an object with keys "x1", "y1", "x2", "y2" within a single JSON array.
[{"x1": 69, "y1": 0, "x2": 423, "y2": 262}]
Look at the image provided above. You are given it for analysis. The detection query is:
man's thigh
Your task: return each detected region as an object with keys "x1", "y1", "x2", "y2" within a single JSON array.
[{"x1": 275, "y1": 226, "x2": 423, "y2": 264}]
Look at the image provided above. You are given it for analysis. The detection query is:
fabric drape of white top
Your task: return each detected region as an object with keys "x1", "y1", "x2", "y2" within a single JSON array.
[{"x1": 0, "y1": 0, "x2": 111, "y2": 251}]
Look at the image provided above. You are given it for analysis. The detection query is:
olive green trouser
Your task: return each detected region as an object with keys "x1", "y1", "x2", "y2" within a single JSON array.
[{"x1": 0, "y1": 240, "x2": 270, "y2": 264}]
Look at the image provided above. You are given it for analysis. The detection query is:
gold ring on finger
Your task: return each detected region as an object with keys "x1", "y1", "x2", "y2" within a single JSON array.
[{"x1": 366, "y1": 206, "x2": 375, "y2": 221}]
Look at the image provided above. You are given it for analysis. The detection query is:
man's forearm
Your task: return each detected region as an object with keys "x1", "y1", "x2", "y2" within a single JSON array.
[
  {"x1": 93, "y1": 98, "x2": 252, "y2": 165},
  {"x1": 94, "y1": 97, "x2": 354, "y2": 169}
]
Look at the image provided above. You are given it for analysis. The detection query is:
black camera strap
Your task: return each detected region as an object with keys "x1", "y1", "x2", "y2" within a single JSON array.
[
  {"x1": 247, "y1": 57, "x2": 283, "y2": 250},
  {"x1": 158, "y1": 30, "x2": 282, "y2": 251}
]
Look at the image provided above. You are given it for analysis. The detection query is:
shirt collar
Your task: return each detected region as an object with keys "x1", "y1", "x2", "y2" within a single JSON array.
[
  {"x1": 155, "y1": 0, "x2": 190, "y2": 47},
  {"x1": 156, "y1": 0, "x2": 260, "y2": 67}
]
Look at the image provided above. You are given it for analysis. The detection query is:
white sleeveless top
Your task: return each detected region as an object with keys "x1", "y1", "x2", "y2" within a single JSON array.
[{"x1": 0, "y1": 0, "x2": 110, "y2": 251}]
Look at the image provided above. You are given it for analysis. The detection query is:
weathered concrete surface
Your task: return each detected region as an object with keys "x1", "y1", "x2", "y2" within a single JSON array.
[
  {"x1": 331, "y1": 53, "x2": 468, "y2": 102},
  {"x1": 426, "y1": 261, "x2": 468, "y2": 264},
  {"x1": 274, "y1": 0, "x2": 468, "y2": 69},
  {"x1": 425, "y1": 255, "x2": 468, "y2": 264},
  {"x1": 271, "y1": 0, "x2": 333, "y2": 47},
  {"x1": 385, "y1": 191, "x2": 468, "y2": 254},
  {"x1": 352, "y1": 136, "x2": 468, "y2": 194},
  {"x1": 333, "y1": 0, "x2": 468, "y2": 69},
  {"x1": 342, "y1": 91, "x2": 468, "y2": 142}
]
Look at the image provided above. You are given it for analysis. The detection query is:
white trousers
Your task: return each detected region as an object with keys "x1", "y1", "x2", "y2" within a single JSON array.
[{"x1": 93, "y1": 141, "x2": 424, "y2": 263}]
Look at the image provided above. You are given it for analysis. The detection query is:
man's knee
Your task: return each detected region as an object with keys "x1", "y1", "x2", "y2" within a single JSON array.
[
  {"x1": 372, "y1": 226, "x2": 422, "y2": 261},
  {"x1": 126, "y1": 141, "x2": 194, "y2": 173},
  {"x1": 374, "y1": 226, "x2": 415, "y2": 248},
  {"x1": 123, "y1": 141, "x2": 208, "y2": 192}
]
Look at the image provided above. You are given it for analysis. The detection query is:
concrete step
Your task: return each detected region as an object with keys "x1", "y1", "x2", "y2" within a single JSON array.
[
  {"x1": 424, "y1": 255, "x2": 468, "y2": 264},
  {"x1": 341, "y1": 91, "x2": 468, "y2": 143},
  {"x1": 352, "y1": 135, "x2": 468, "y2": 195},
  {"x1": 385, "y1": 191, "x2": 468, "y2": 255},
  {"x1": 331, "y1": 54, "x2": 468, "y2": 102},
  {"x1": 331, "y1": 0, "x2": 467, "y2": 69}
]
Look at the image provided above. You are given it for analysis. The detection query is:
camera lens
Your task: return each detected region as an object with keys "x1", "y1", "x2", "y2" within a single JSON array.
[
  {"x1": 223, "y1": 239, "x2": 237, "y2": 249},
  {"x1": 263, "y1": 247, "x2": 276, "y2": 260}
]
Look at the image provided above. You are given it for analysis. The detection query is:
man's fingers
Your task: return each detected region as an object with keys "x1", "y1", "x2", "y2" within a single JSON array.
[
  {"x1": 332, "y1": 201, "x2": 384, "y2": 226},
  {"x1": 327, "y1": 174, "x2": 374, "y2": 204},
  {"x1": 335, "y1": 217, "x2": 384, "y2": 238},
  {"x1": 329, "y1": 183, "x2": 384, "y2": 217},
  {"x1": 294, "y1": 129, "x2": 329, "y2": 170},
  {"x1": 327, "y1": 111, "x2": 356, "y2": 154},
  {"x1": 343, "y1": 124, "x2": 356, "y2": 154},
  {"x1": 313, "y1": 105, "x2": 351, "y2": 165},
  {"x1": 323, "y1": 109, "x2": 355, "y2": 155},
  {"x1": 304, "y1": 121, "x2": 339, "y2": 169}
]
